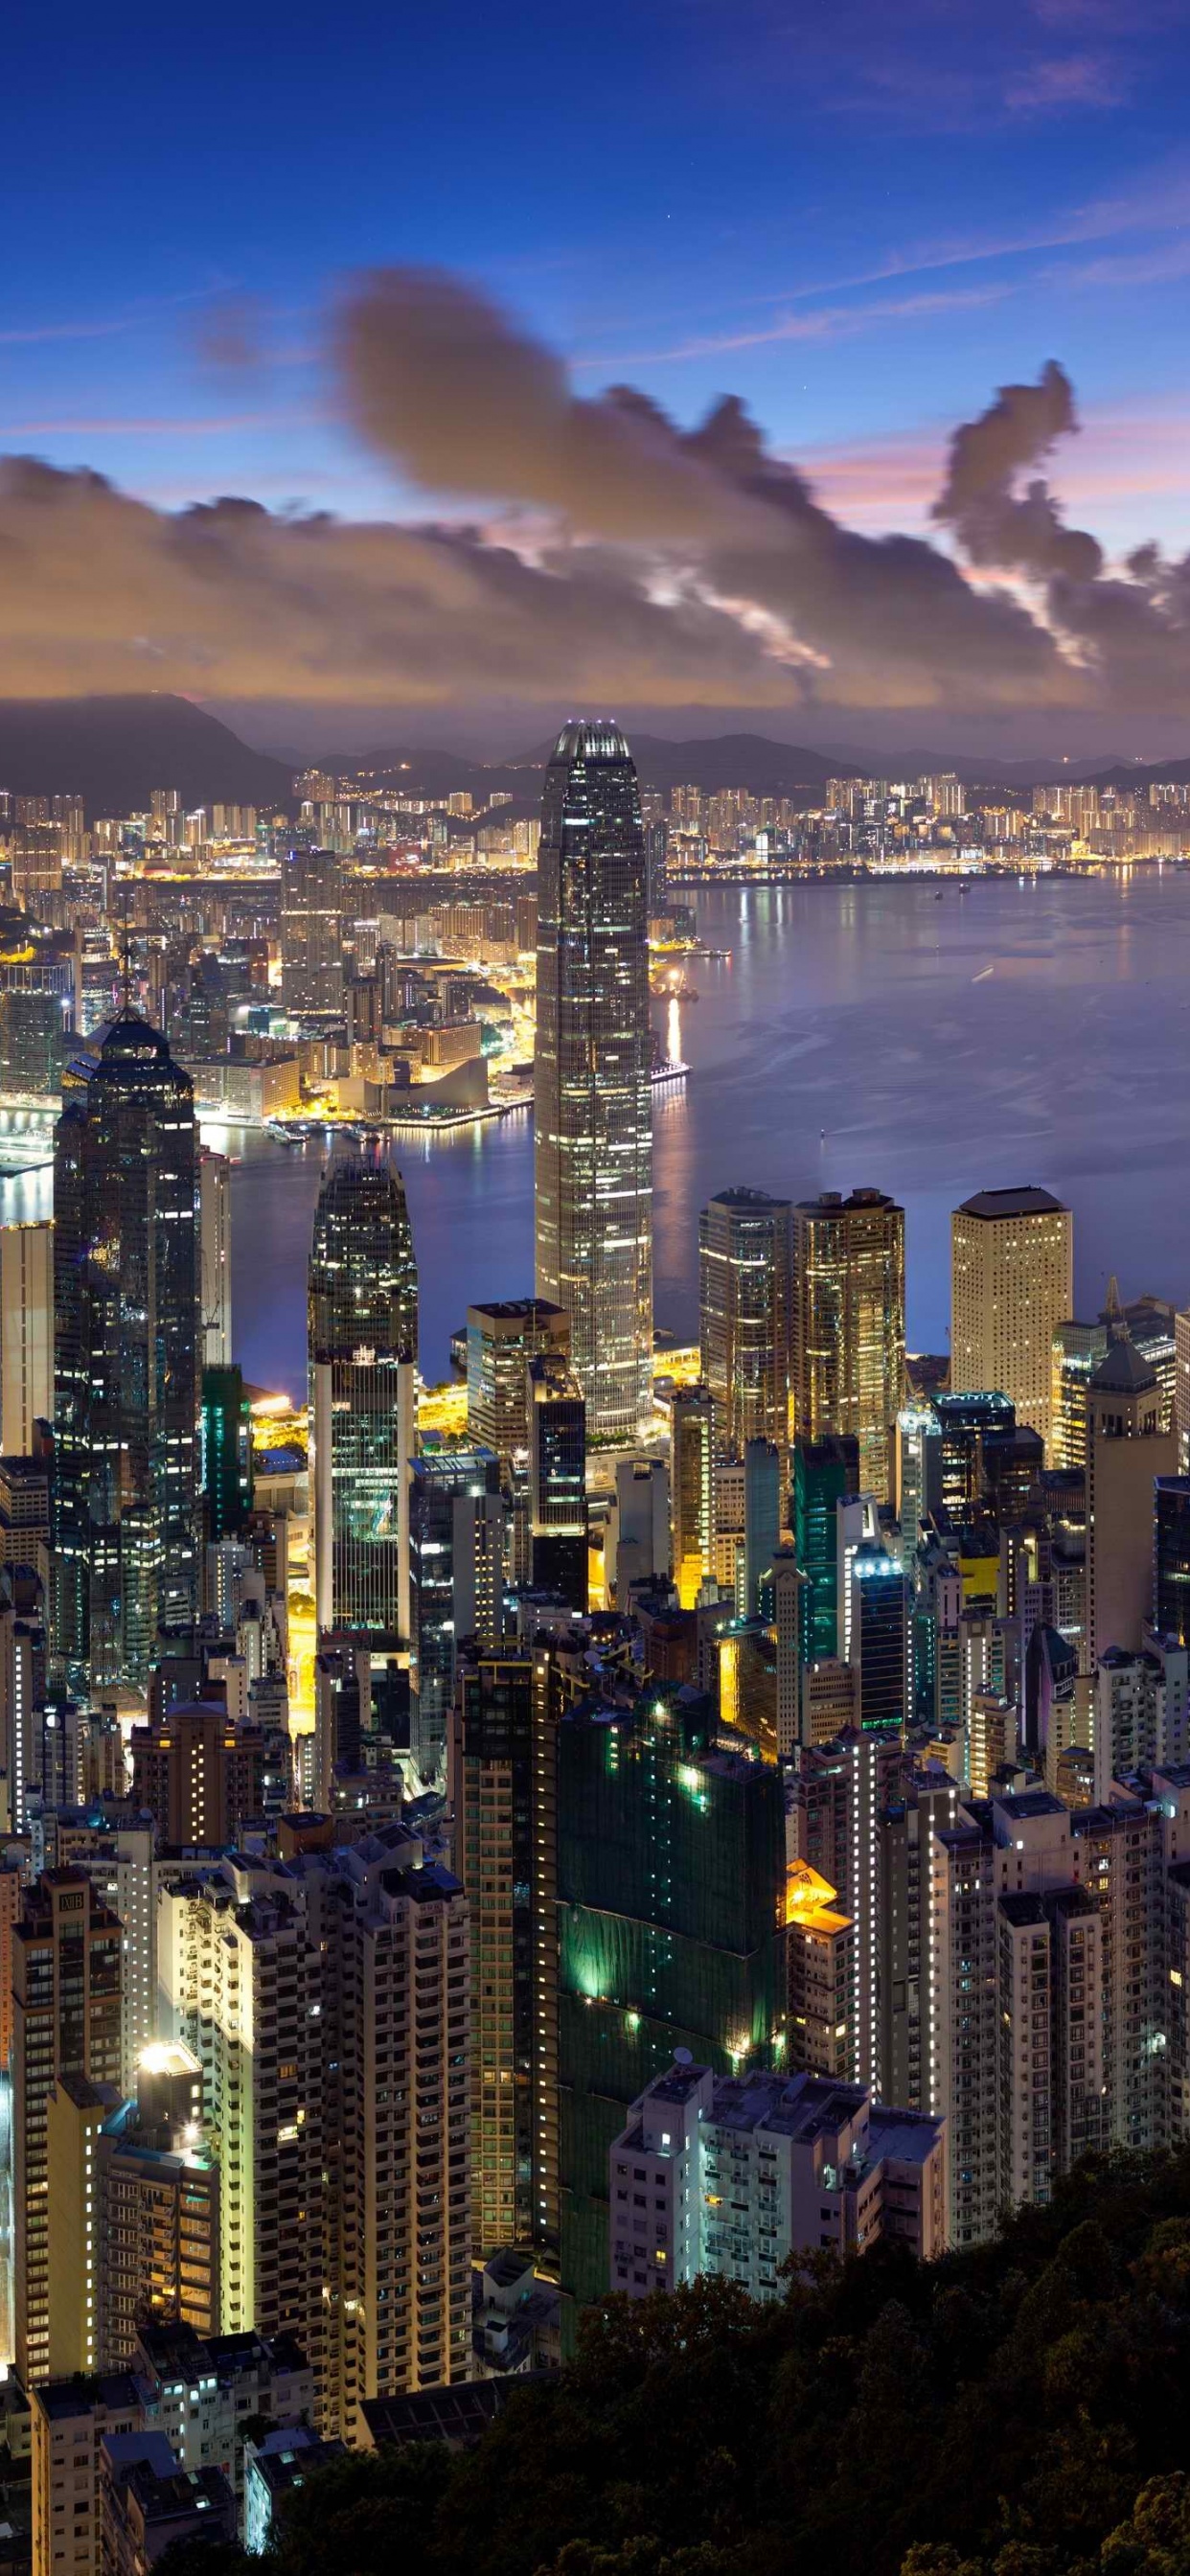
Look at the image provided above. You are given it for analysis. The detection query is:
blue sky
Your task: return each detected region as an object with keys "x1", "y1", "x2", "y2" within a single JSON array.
[{"x1": 3, "y1": 0, "x2": 1190, "y2": 750}]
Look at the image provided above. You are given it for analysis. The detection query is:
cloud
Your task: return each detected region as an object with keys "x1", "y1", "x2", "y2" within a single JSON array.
[
  {"x1": 932, "y1": 359, "x2": 1104, "y2": 581},
  {"x1": 1004, "y1": 51, "x2": 1125, "y2": 108},
  {"x1": 3, "y1": 263, "x2": 1190, "y2": 719}
]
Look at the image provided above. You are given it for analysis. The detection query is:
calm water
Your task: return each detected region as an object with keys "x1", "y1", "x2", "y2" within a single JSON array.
[{"x1": 12, "y1": 873, "x2": 1190, "y2": 1399}]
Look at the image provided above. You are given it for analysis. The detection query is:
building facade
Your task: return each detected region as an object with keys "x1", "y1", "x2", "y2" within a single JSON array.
[
  {"x1": 790, "y1": 1190, "x2": 904, "y2": 1502},
  {"x1": 950, "y1": 1187, "x2": 1073, "y2": 1449}
]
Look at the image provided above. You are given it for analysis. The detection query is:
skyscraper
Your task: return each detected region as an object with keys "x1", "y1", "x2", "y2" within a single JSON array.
[
  {"x1": 534, "y1": 723, "x2": 652, "y2": 1440},
  {"x1": 200, "y1": 1363, "x2": 252, "y2": 1543},
  {"x1": 527, "y1": 1353, "x2": 587, "y2": 1607},
  {"x1": 197, "y1": 1147, "x2": 232, "y2": 1369},
  {"x1": 309, "y1": 1138, "x2": 418, "y2": 1638},
  {"x1": 1086, "y1": 1337, "x2": 1176, "y2": 1662},
  {"x1": 670, "y1": 1385, "x2": 716, "y2": 1608},
  {"x1": 466, "y1": 1299, "x2": 570, "y2": 1468},
  {"x1": 698, "y1": 1186, "x2": 791, "y2": 1463},
  {"x1": 950, "y1": 1187, "x2": 1073, "y2": 1447},
  {"x1": 281, "y1": 844, "x2": 343, "y2": 1021},
  {"x1": 14, "y1": 1869, "x2": 123, "y2": 2382},
  {"x1": 0, "y1": 1217, "x2": 53, "y2": 1456},
  {"x1": 53, "y1": 1014, "x2": 199, "y2": 1689},
  {"x1": 790, "y1": 1188, "x2": 904, "y2": 1501}
]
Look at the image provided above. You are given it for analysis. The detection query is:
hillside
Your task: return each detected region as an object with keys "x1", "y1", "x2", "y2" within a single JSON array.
[
  {"x1": 0, "y1": 696, "x2": 292, "y2": 816},
  {"x1": 163, "y1": 2146, "x2": 1190, "y2": 2576}
]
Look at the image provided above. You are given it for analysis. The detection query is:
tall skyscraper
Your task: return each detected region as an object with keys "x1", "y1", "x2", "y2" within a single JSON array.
[
  {"x1": 466, "y1": 1299, "x2": 570, "y2": 1466},
  {"x1": 790, "y1": 1188, "x2": 904, "y2": 1501},
  {"x1": 698, "y1": 1186, "x2": 792, "y2": 1463},
  {"x1": 527, "y1": 1354, "x2": 587, "y2": 1608},
  {"x1": 1086, "y1": 1337, "x2": 1176, "y2": 1662},
  {"x1": 670, "y1": 1385, "x2": 716, "y2": 1608},
  {"x1": 450, "y1": 1646, "x2": 560, "y2": 2268},
  {"x1": 53, "y1": 1014, "x2": 199, "y2": 1689},
  {"x1": 950, "y1": 1187, "x2": 1073, "y2": 1447},
  {"x1": 200, "y1": 1364, "x2": 252, "y2": 1543},
  {"x1": 309, "y1": 1138, "x2": 418, "y2": 1639},
  {"x1": 0, "y1": 1218, "x2": 53, "y2": 1457},
  {"x1": 1156, "y1": 1476, "x2": 1190, "y2": 1645},
  {"x1": 197, "y1": 1147, "x2": 232, "y2": 1369},
  {"x1": 14, "y1": 1869, "x2": 123, "y2": 2382},
  {"x1": 792, "y1": 1431, "x2": 859, "y2": 1665},
  {"x1": 534, "y1": 723, "x2": 652, "y2": 1441},
  {"x1": 281, "y1": 844, "x2": 343, "y2": 1021}
]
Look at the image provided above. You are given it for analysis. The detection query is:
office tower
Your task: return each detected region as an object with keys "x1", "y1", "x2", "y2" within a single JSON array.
[
  {"x1": 698, "y1": 1186, "x2": 791, "y2": 1462},
  {"x1": 787, "y1": 1729, "x2": 904, "y2": 2089},
  {"x1": 609, "y1": 1457, "x2": 669, "y2": 1600},
  {"x1": 558, "y1": 1695, "x2": 786, "y2": 2305},
  {"x1": 848, "y1": 1541, "x2": 909, "y2": 1732},
  {"x1": 197, "y1": 1146, "x2": 232, "y2": 1368},
  {"x1": 281, "y1": 843, "x2": 343, "y2": 1020},
  {"x1": 1087, "y1": 1339, "x2": 1177, "y2": 1661},
  {"x1": 1156, "y1": 1476, "x2": 1190, "y2": 1644},
  {"x1": 46, "y1": 2041, "x2": 218, "y2": 2374},
  {"x1": 160, "y1": 1828, "x2": 470, "y2": 2440},
  {"x1": 309, "y1": 1138, "x2": 418, "y2": 1638},
  {"x1": 670, "y1": 1386, "x2": 716, "y2": 1609},
  {"x1": 895, "y1": 1402, "x2": 940, "y2": 1570},
  {"x1": 933, "y1": 1389, "x2": 1016, "y2": 1512},
  {"x1": 742, "y1": 1438, "x2": 781, "y2": 1619},
  {"x1": 32, "y1": 2327, "x2": 314, "y2": 2576},
  {"x1": 450, "y1": 1647, "x2": 560, "y2": 2266},
  {"x1": 527, "y1": 1353, "x2": 587, "y2": 1608},
  {"x1": 609, "y1": 2062, "x2": 945, "y2": 2298},
  {"x1": 790, "y1": 1188, "x2": 904, "y2": 1501},
  {"x1": 53, "y1": 1014, "x2": 199, "y2": 1689},
  {"x1": 981, "y1": 1422, "x2": 1043, "y2": 1522},
  {"x1": 0, "y1": 1218, "x2": 53, "y2": 1456},
  {"x1": 0, "y1": 984, "x2": 65, "y2": 1095},
  {"x1": 409, "y1": 1444, "x2": 502, "y2": 1776},
  {"x1": 950, "y1": 1186, "x2": 1072, "y2": 1447},
  {"x1": 793, "y1": 1432, "x2": 859, "y2": 1665},
  {"x1": 1094, "y1": 1636, "x2": 1190, "y2": 1799},
  {"x1": 129, "y1": 1699, "x2": 284, "y2": 1843},
  {"x1": 13, "y1": 1869, "x2": 123, "y2": 2382},
  {"x1": 968, "y1": 1690, "x2": 1018, "y2": 1797},
  {"x1": 1177, "y1": 1306, "x2": 1190, "y2": 1473},
  {"x1": 1051, "y1": 1319, "x2": 1104, "y2": 1472},
  {"x1": 466, "y1": 1298, "x2": 570, "y2": 1465},
  {"x1": 534, "y1": 722, "x2": 652, "y2": 1441},
  {"x1": 200, "y1": 1363, "x2": 252, "y2": 1543}
]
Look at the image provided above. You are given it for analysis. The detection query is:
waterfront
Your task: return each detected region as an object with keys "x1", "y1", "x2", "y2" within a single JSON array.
[{"x1": 10, "y1": 870, "x2": 1190, "y2": 1400}]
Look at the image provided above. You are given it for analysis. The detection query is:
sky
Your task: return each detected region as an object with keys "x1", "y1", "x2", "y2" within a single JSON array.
[{"x1": 3, "y1": 0, "x2": 1190, "y2": 758}]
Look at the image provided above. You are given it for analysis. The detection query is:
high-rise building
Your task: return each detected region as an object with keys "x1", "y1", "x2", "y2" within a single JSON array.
[
  {"x1": 53, "y1": 1013, "x2": 199, "y2": 1690},
  {"x1": 0, "y1": 1218, "x2": 53, "y2": 1457},
  {"x1": 609, "y1": 2061, "x2": 946, "y2": 2300},
  {"x1": 466, "y1": 1299, "x2": 570, "y2": 1466},
  {"x1": 46, "y1": 2040, "x2": 218, "y2": 2374},
  {"x1": 450, "y1": 1647, "x2": 560, "y2": 2267},
  {"x1": 409, "y1": 1443, "x2": 502, "y2": 1777},
  {"x1": 281, "y1": 844, "x2": 343, "y2": 1021},
  {"x1": 534, "y1": 723, "x2": 652, "y2": 1440},
  {"x1": 129, "y1": 1698, "x2": 284, "y2": 1844},
  {"x1": 1051, "y1": 1319, "x2": 1105, "y2": 1472},
  {"x1": 790, "y1": 1189, "x2": 904, "y2": 1500},
  {"x1": 848, "y1": 1542, "x2": 909, "y2": 1733},
  {"x1": 527, "y1": 1353, "x2": 587, "y2": 1608},
  {"x1": 1156, "y1": 1476, "x2": 1190, "y2": 1645},
  {"x1": 1087, "y1": 1337, "x2": 1176, "y2": 1662},
  {"x1": 698, "y1": 1187, "x2": 791, "y2": 1463},
  {"x1": 792, "y1": 1432, "x2": 859, "y2": 1666},
  {"x1": 950, "y1": 1187, "x2": 1073, "y2": 1447},
  {"x1": 670, "y1": 1385, "x2": 716, "y2": 1609},
  {"x1": 309, "y1": 1138, "x2": 418, "y2": 1639},
  {"x1": 197, "y1": 1147, "x2": 232, "y2": 1368},
  {"x1": 742, "y1": 1438, "x2": 781, "y2": 1620},
  {"x1": 14, "y1": 1868, "x2": 123, "y2": 2382},
  {"x1": 558, "y1": 1694, "x2": 787, "y2": 2305},
  {"x1": 200, "y1": 1363, "x2": 253, "y2": 1543},
  {"x1": 160, "y1": 1828, "x2": 470, "y2": 2440}
]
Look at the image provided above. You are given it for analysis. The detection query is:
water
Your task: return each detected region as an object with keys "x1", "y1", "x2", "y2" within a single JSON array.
[{"x1": 11, "y1": 873, "x2": 1190, "y2": 1399}]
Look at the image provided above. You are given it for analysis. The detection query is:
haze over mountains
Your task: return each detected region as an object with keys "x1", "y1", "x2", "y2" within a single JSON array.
[{"x1": 0, "y1": 695, "x2": 1185, "y2": 819}]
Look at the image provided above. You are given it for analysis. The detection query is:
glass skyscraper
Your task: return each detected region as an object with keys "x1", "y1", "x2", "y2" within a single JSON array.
[
  {"x1": 53, "y1": 1012, "x2": 199, "y2": 1689},
  {"x1": 534, "y1": 723, "x2": 652, "y2": 1441},
  {"x1": 698, "y1": 1185, "x2": 791, "y2": 1465},
  {"x1": 309, "y1": 1137, "x2": 418, "y2": 1638}
]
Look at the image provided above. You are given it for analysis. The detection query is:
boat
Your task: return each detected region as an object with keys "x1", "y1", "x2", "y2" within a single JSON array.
[{"x1": 652, "y1": 1058, "x2": 689, "y2": 1088}]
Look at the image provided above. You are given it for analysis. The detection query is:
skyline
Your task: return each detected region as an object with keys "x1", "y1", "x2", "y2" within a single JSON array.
[{"x1": 4, "y1": 3, "x2": 1190, "y2": 755}]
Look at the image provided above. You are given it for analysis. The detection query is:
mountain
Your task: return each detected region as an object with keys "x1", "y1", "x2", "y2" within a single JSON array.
[
  {"x1": 0, "y1": 696, "x2": 293, "y2": 816},
  {"x1": 1090, "y1": 755, "x2": 1190, "y2": 789},
  {"x1": 314, "y1": 730, "x2": 859, "y2": 796}
]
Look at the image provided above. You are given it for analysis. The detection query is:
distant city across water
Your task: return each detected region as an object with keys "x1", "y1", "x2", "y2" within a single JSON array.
[{"x1": 10, "y1": 872, "x2": 1190, "y2": 1401}]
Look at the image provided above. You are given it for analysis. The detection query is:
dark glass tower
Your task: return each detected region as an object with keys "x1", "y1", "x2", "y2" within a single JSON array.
[
  {"x1": 53, "y1": 1012, "x2": 198, "y2": 1689},
  {"x1": 1156, "y1": 1476, "x2": 1190, "y2": 1645},
  {"x1": 201, "y1": 1363, "x2": 253, "y2": 1542},
  {"x1": 309, "y1": 1137, "x2": 418, "y2": 1637},
  {"x1": 534, "y1": 723, "x2": 652, "y2": 1441}
]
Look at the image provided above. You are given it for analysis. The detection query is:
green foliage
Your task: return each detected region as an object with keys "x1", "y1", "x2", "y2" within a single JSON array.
[{"x1": 214, "y1": 2150, "x2": 1190, "y2": 2576}]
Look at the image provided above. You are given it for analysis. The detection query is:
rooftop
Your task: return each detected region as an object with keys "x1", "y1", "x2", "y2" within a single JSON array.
[{"x1": 956, "y1": 1186, "x2": 1067, "y2": 1218}]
